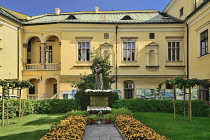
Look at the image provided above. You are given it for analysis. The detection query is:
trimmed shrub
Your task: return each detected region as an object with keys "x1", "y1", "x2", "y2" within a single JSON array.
[
  {"x1": 108, "y1": 92, "x2": 119, "y2": 108},
  {"x1": 0, "y1": 99, "x2": 79, "y2": 119},
  {"x1": 112, "y1": 99, "x2": 209, "y2": 117},
  {"x1": 111, "y1": 108, "x2": 132, "y2": 116},
  {"x1": 64, "y1": 110, "x2": 89, "y2": 118},
  {"x1": 74, "y1": 90, "x2": 90, "y2": 110}
]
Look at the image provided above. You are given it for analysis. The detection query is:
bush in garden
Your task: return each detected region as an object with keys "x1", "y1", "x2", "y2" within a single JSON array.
[
  {"x1": 108, "y1": 92, "x2": 119, "y2": 108},
  {"x1": 111, "y1": 107, "x2": 132, "y2": 116},
  {"x1": 74, "y1": 90, "x2": 90, "y2": 110},
  {"x1": 0, "y1": 99, "x2": 79, "y2": 119},
  {"x1": 64, "y1": 110, "x2": 89, "y2": 118},
  {"x1": 112, "y1": 99, "x2": 209, "y2": 117}
]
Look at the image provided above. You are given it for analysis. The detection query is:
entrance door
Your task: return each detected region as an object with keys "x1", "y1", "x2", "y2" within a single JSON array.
[
  {"x1": 125, "y1": 89, "x2": 133, "y2": 99},
  {"x1": 53, "y1": 84, "x2": 57, "y2": 95},
  {"x1": 124, "y1": 81, "x2": 134, "y2": 99}
]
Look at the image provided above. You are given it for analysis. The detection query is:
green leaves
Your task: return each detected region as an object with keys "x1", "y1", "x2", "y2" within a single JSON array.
[
  {"x1": 157, "y1": 77, "x2": 209, "y2": 91},
  {"x1": 68, "y1": 49, "x2": 115, "y2": 90}
]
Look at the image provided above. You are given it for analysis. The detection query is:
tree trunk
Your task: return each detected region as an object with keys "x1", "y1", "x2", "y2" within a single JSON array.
[
  {"x1": 188, "y1": 87, "x2": 192, "y2": 121},
  {"x1": 173, "y1": 86, "x2": 176, "y2": 120},
  {"x1": 184, "y1": 88, "x2": 186, "y2": 121},
  {"x1": 18, "y1": 89, "x2": 22, "y2": 123},
  {"x1": 1, "y1": 89, "x2": 4, "y2": 126}
]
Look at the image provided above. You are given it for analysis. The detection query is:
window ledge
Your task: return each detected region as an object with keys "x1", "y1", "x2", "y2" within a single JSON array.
[
  {"x1": 165, "y1": 65, "x2": 185, "y2": 67},
  {"x1": 166, "y1": 61, "x2": 183, "y2": 62},
  {"x1": 197, "y1": 53, "x2": 210, "y2": 59},
  {"x1": 146, "y1": 65, "x2": 159, "y2": 69},
  {"x1": 73, "y1": 65, "x2": 91, "y2": 67},
  {"x1": 119, "y1": 65, "x2": 140, "y2": 67}
]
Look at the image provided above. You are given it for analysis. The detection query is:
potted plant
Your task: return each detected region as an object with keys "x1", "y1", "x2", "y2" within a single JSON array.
[
  {"x1": 87, "y1": 115, "x2": 99, "y2": 125},
  {"x1": 103, "y1": 113, "x2": 114, "y2": 124}
]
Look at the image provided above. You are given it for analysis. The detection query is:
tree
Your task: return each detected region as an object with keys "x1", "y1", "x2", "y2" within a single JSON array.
[
  {"x1": 157, "y1": 77, "x2": 209, "y2": 121},
  {"x1": 69, "y1": 49, "x2": 116, "y2": 110},
  {"x1": 69, "y1": 49, "x2": 115, "y2": 90},
  {"x1": 0, "y1": 79, "x2": 33, "y2": 126}
]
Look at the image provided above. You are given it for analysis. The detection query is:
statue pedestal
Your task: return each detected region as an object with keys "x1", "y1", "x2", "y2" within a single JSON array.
[{"x1": 86, "y1": 91, "x2": 112, "y2": 114}]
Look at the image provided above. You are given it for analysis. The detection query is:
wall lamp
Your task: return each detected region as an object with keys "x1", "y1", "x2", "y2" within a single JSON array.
[{"x1": 37, "y1": 76, "x2": 42, "y2": 83}]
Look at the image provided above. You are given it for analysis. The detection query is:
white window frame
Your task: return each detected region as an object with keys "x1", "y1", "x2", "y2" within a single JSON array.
[
  {"x1": 198, "y1": 26, "x2": 209, "y2": 57},
  {"x1": 122, "y1": 38, "x2": 136, "y2": 62},
  {"x1": 45, "y1": 42, "x2": 54, "y2": 63},
  {"x1": 166, "y1": 38, "x2": 182, "y2": 62},
  {"x1": 77, "y1": 39, "x2": 91, "y2": 61}
]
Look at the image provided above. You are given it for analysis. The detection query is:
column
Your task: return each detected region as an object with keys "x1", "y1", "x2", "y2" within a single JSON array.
[{"x1": 40, "y1": 43, "x2": 46, "y2": 63}]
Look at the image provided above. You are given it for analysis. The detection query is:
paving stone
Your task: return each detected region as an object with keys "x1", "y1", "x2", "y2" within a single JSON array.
[
  {"x1": 83, "y1": 124, "x2": 123, "y2": 140},
  {"x1": 111, "y1": 136, "x2": 125, "y2": 140}
]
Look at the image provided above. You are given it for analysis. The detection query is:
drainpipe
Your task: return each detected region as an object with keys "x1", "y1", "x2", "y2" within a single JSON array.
[
  {"x1": 186, "y1": 23, "x2": 189, "y2": 80},
  {"x1": 17, "y1": 26, "x2": 21, "y2": 80},
  {"x1": 115, "y1": 25, "x2": 118, "y2": 89},
  {"x1": 194, "y1": 0, "x2": 196, "y2": 10}
]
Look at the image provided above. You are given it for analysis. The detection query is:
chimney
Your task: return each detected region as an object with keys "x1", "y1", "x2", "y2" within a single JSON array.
[
  {"x1": 95, "y1": 6, "x2": 99, "y2": 13},
  {"x1": 55, "y1": 8, "x2": 60, "y2": 15}
]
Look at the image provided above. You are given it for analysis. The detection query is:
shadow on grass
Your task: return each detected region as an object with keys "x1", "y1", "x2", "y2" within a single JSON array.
[
  {"x1": 0, "y1": 130, "x2": 47, "y2": 140},
  {"x1": 23, "y1": 115, "x2": 64, "y2": 126}
]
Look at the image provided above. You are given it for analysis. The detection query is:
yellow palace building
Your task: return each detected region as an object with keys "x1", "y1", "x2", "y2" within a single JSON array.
[{"x1": 0, "y1": 0, "x2": 209, "y2": 102}]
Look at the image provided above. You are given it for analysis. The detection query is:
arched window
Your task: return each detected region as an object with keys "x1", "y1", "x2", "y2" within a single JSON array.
[
  {"x1": 149, "y1": 50, "x2": 156, "y2": 65},
  {"x1": 103, "y1": 50, "x2": 112, "y2": 65},
  {"x1": 145, "y1": 42, "x2": 159, "y2": 69}
]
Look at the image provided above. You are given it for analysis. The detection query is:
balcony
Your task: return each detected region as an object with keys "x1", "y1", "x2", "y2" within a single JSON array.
[
  {"x1": 25, "y1": 63, "x2": 60, "y2": 70},
  {"x1": 27, "y1": 94, "x2": 38, "y2": 100}
]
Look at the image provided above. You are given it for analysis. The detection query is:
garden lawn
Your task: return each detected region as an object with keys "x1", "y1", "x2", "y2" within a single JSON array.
[
  {"x1": 133, "y1": 112, "x2": 210, "y2": 140},
  {"x1": 0, "y1": 113, "x2": 65, "y2": 140}
]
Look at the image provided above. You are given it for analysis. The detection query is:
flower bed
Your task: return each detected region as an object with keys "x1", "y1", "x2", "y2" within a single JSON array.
[
  {"x1": 114, "y1": 115, "x2": 169, "y2": 140},
  {"x1": 40, "y1": 115, "x2": 87, "y2": 140}
]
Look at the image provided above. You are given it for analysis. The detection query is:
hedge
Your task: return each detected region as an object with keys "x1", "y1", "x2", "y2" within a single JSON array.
[
  {"x1": 112, "y1": 99, "x2": 209, "y2": 117},
  {"x1": 0, "y1": 99, "x2": 78, "y2": 119}
]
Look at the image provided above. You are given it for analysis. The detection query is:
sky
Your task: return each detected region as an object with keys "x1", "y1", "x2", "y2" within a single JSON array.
[{"x1": 0, "y1": 0, "x2": 171, "y2": 16}]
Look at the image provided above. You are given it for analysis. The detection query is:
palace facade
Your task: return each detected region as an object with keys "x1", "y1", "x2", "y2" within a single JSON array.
[{"x1": 0, "y1": 0, "x2": 209, "y2": 102}]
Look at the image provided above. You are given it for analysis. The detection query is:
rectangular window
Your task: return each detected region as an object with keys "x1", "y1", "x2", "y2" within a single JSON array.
[
  {"x1": 168, "y1": 41, "x2": 181, "y2": 61},
  {"x1": 180, "y1": 7, "x2": 183, "y2": 17},
  {"x1": 45, "y1": 45, "x2": 53, "y2": 63},
  {"x1": 149, "y1": 33, "x2": 155, "y2": 39},
  {"x1": 200, "y1": 30, "x2": 208, "y2": 56},
  {"x1": 78, "y1": 42, "x2": 90, "y2": 61},
  {"x1": 123, "y1": 42, "x2": 135, "y2": 61}
]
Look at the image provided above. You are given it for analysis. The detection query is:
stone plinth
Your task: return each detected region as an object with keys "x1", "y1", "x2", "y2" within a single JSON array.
[{"x1": 90, "y1": 96, "x2": 108, "y2": 106}]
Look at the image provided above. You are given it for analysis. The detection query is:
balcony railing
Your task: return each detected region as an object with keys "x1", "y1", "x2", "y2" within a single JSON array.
[
  {"x1": 27, "y1": 94, "x2": 38, "y2": 100},
  {"x1": 26, "y1": 64, "x2": 40, "y2": 70},
  {"x1": 25, "y1": 63, "x2": 60, "y2": 70},
  {"x1": 44, "y1": 63, "x2": 60, "y2": 70}
]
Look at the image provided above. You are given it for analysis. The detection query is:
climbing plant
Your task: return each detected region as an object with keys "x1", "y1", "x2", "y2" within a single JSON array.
[
  {"x1": 157, "y1": 77, "x2": 209, "y2": 121},
  {"x1": 0, "y1": 79, "x2": 33, "y2": 126}
]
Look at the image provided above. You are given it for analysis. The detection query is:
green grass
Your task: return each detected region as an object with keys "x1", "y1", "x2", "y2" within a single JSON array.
[
  {"x1": 133, "y1": 112, "x2": 210, "y2": 140},
  {"x1": 0, "y1": 113, "x2": 65, "y2": 140}
]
